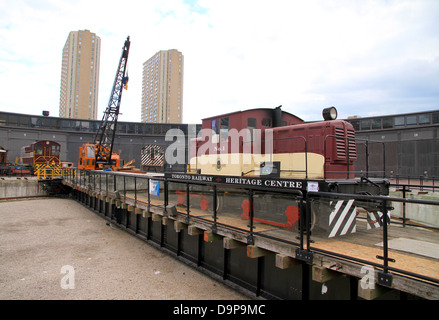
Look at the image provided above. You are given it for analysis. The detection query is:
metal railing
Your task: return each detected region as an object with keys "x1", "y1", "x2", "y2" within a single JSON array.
[{"x1": 62, "y1": 168, "x2": 439, "y2": 289}]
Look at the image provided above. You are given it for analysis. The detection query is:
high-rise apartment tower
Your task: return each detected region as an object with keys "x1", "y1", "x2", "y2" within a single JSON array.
[
  {"x1": 141, "y1": 49, "x2": 183, "y2": 123},
  {"x1": 59, "y1": 30, "x2": 101, "y2": 120}
]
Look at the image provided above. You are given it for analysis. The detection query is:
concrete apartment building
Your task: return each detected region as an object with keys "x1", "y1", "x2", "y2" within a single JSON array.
[
  {"x1": 141, "y1": 49, "x2": 184, "y2": 123},
  {"x1": 59, "y1": 30, "x2": 101, "y2": 120}
]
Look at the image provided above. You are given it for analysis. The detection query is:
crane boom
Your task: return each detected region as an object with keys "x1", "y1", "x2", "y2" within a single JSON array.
[{"x1": 94, "y1": 36, "x2": 130, "y2": 168}]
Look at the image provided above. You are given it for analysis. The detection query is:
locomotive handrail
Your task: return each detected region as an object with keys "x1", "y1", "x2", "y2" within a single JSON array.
[
  {"x1": 392, "y1": 182, "x2": 438, "y2": 193},
  {"x1": 242, "y1": 135, "x2": 308, "y2": 179},
  {"x1": 324, "y1": 135, "x2": 386, "y2": 179},
  {"x1": 63, "y1": 168, "x2": 439, "y2": 289},
  {"x1": 357, "y1": 138, "x2": 386, "y2": 179},
  {"x1": 307, "y1": 190, "x2": 439, "y2": 206}
]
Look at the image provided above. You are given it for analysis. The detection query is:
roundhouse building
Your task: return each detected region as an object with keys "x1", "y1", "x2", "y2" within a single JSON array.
[{"x1": 0, "y1": 109, "x2": 437, "y2": 179}]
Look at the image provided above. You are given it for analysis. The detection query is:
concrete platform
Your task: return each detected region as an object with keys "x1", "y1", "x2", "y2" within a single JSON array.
[{"x1": 0, "y1": 198, "x2": 249, "y2": 300}]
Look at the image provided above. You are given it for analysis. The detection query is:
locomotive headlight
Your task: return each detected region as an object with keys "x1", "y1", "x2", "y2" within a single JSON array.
[{"x1": 322, "y1": 106, "x2": 338, "y2": 121}]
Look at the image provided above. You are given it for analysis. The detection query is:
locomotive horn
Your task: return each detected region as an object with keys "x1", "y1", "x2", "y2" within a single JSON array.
[{"x1": 323, "y1": 106, "x2": 338, "y2": 120}]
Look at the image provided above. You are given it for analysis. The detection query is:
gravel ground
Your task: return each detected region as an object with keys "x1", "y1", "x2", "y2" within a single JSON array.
[{"x1": 0, "y1": 198, "x2": 249, "y2": 300}]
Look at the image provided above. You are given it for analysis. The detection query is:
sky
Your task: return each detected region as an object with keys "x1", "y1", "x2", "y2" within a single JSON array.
[{"x1": 0, "y1": 0, "x2": 438, "y2": 125}]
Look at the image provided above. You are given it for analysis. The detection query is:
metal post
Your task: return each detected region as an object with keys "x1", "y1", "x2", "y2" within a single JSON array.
[
  {"x1": 247, "y1": 189, "x2": 254, "y2": 245},
  {"x1": 382, "y1": 142, "x2": 386, "y2": 179},
  {"x1": 123, "y1": 175, "x2": 126, "y2": 200},
  {"x1": 377, "y1": 199, "x2": 393, "y2": 287},
  {"x1": 402, "y1": 185, "x2": 407, "y2": 227},
  {"x1": 212, "y1": 185, "x2": 218, "y2": 233},
  {"x1": 365, "y1": 140, "x2": 369, "y2": 178},
  {"x1": 382, "y1": 199, "x2": 389, "y2": 272},
  {"x1": 147, "y1": 178, "x2": 151, "y2": 212},
  {"x1": 134, "y1": 176, "x2": 137, "y2": 207},
  {"x1": 164, "y1": 178, "x2": 168, "y2": 216},
  {"x1": 186, "y1": 183, "x2": 190, "y2": 223},
  {"x1": 347, "y1": 136, "x2": 350, "y2": 179},
  {"x1": 306, "y1": 197, "x2": 312, "y2": 250}
]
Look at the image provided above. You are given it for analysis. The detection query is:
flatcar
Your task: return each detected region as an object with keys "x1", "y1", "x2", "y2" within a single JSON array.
[
  {"x1": 20, "y1": 140, "x2": 61, "y2": 167},
  {"x1": 170, "y1": 106, "x2": 390, "y2": 237}
]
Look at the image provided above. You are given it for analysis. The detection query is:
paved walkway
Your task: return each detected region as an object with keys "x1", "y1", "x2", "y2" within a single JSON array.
[{"x1": 0, "y1": 198, "x2": 248, "y2": 300}]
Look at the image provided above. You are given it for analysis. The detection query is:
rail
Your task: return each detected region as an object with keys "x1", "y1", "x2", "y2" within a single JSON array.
[{"x1": 62, "y1": 168, "x2": 439, "y2": 290}]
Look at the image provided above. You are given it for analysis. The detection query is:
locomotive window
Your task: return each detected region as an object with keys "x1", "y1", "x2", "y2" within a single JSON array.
[
  {"x1": 247, "y1": 118, "x2": 257, "y2": 128},
  {"x1": 35, "y1": 144, "x2": 43, "y2": 155},
  {"x1": 247, "y1": 118, "x2": 257, "y2": 142},
  {"x1": 212, "y1": 119, "x2": 219, "y2": 135},
  {"x1": 220, "y1": 118, "x2": 229, "y2": 142},
  {"x1": 211, "y1": 119, "x2": 220, "y2": 143},
  {"x1": 262, "y1": 118, "x2": 271, "y2": 127},
  {"x1": 52, "y1": 145, "x2": 60, "y2": 156}
]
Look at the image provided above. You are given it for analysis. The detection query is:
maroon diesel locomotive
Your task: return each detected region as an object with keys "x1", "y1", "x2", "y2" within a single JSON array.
[
  {"x1": 20, "y1": 140, "x2": 61, "y2": 167},
  {"x1": 169, "y1": 106, "x2": 389, "y2": 238},
  {"x1": 188, "y1": 106, "x2": 357, "y2": 180}
]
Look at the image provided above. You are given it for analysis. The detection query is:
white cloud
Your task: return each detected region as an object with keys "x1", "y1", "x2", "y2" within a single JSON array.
[{"x1": 0, "y1": 0, "x2": 438, "y2": 125}]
